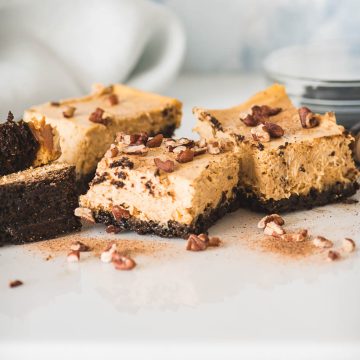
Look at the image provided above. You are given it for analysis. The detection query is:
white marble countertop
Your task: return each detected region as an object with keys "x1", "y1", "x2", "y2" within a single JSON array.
[{"x1": 1, "y1": 74, "x2": 359, "y2": 360}]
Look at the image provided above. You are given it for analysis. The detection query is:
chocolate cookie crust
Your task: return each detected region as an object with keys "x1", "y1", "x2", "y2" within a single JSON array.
[
  {"x1": 0, "y1": 112, "x2": 39, "y2": 176},
  {"x1": 237, "y1": 181, "x2": 359, "y2": 214},
  {"x1": 92, "y1": 191, "x2": 239, "y2": 238}
]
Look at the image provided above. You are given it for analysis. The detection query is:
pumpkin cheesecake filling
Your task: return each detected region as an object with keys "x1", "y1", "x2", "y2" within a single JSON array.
[{"x1": 193, "y1": 84, "x2": 359, "y2": 212}]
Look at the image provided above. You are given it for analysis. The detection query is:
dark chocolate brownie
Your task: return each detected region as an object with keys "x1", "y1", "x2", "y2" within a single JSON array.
[
  {"x1": 0, "y1": 163, "x2": 81, "y2": 245},
  {"x1": 0, "y1": 111, "x2": 39, "y2": 176}
]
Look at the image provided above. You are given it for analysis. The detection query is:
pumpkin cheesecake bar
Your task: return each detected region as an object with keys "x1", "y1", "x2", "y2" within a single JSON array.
[
  {"x1": 24, "y1": 84, "x2": 182, "y2": 185},
  {"x1": 0, "y1": 112, "x2": 60, "y2": 176},
  {"x1": 78, "y1": 133, "x2": 240, "y2": 238},
  {"x1": 193, "y1": 84, "x2": 359, "y2": 212}
]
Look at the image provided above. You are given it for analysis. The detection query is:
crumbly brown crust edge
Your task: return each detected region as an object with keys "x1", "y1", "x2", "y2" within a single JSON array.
[
  {"x1": 237, "y1": 181, "x2": 359, "y2": 214},
  {"x1": 93, "y1": 191, "x2": 239, "y2": 238}
]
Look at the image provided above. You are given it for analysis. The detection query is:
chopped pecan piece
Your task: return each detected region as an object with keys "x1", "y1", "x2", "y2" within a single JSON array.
[
  {"x1": 208, "y1": 236, "x2": 221, "y2": 247},
  {"x1": 9, "y1": 280, "x2": 23, "y2": 288},
  {"x1": 105, "y1": 144, "x2": 119, "y2": 158},
  {"x1": 111, "y1": 205, "x2": 130, "y2": 221},
  {"x1": 327, "y1": 250, "x2": 341, "y2": 262},
  {"x1": 67, "y1": 250, "x2": 80, "y2": 262},
  {"x1": 207, "y1": 141, "x2": 221, "y2": 155},
  {"x1": 264, "y1": 122, "x2": 284, "y2": 138},
  {"x1": 74, "y1": 207, "x2": 95, "y2": 224},
  {"x1": 257, "y1": 214, "x2": 285, "y2": 229},
  {"x1": 62, "y1": 106, "x2": 76, "y2": 118},
  {"x1": 193, "y1": 146, "x2": 207, "y2": 156},
  {"x1": 263, "y1": 221, "x2": 285, "y2": 236},
  {"x1": 146, "y1": 134, "x2": 163, "y2": 148},
  {"x1": 70, "y1": 241, "x2": 91, "y2": 252},
  {"x1": 89, "y1": 107, "x2": 110, "y2": 125},
  {"x1": 122, "y1": 144, "x2": 148, "y2": 155},
  {"x1": 154, "y1": 158, "x2": 175, "y2": 172},
  {"x1": 342, "y1": 238, "x2": 356, "y2": 253},
  {"x1": 186, "y1": 234, "x2": 208, "y2": 251},
  {"x1": 251, "y1": 124, "x2": 270, "y2": 142},
  {"x1": 176, "y1": 149, "x2": 194, "y2": 163},
  {"x1": 112, "y1": 252, "x2": 136, "y2": 270},
  {"x1": 313, "y1": 236, "x2": 333, "y2": 248},
  {"x1": 108, "y1": 94, "x2": 119, "y2": 106},
  {"x1": 252, "y1": 105, "x2": 282, "y2": 122},
  {"x1": 50, "y1": 101, "x2": 60, "y2": 107},
  {"x1": 172, "y1": 145, "x2": 187, "y2": 154},
  {"x1": 100, "y1": 242, "x2": 117, "y2": 263},
  {"x1": 298, "y1": 107, "x2": 319, "y2": 128},
  {"x1": 242, "y1": 114, "x2": 258, "y2": 127}
]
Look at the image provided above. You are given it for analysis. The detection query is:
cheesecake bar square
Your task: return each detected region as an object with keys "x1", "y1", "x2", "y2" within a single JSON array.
[
  {"x1": 78, "y1": 134, "x2": 240, "y2": 237},
  {"x1": 193, "y1": 84, "x2": 359, "y2": 212},
  {"x1": 0, "y1": 163, "x2": 81, "y2": 245},
  {"x1": 24, "y1": 84, "x2": 182, "y2": 183}
]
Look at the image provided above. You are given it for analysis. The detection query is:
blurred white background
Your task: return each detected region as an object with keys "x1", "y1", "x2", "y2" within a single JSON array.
[{"x1": 155, "y1": 0, "x2": 360, "y2": 72}]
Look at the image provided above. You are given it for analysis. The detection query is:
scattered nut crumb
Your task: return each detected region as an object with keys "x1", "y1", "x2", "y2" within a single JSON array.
[
  {"x1": 313, "y1": 236, "x2": 333, "y2": 248},
  {"x1": 112, "y1": 252, "x2": 136, "y2": 270},
  {"x1": 342, "y1": 238, "x2": 356, "y2": 253},
  {"x1": 67, "y1": 250, "x2": 80, "y2": 263},
  {"x1": 9, "y1": 280, "x2": 23, "y2": 288},
  {"x1": 327, "y1": 250, "x2": 341, "y2": 262},
  {"x1": 62, "y1": 106, "x2": 76, "y2": 118},
  {"x1": 257, "y1": 214, "x2": 284, "y2": 229},
  {"x1": 70, "y1": 241, "x2": 91, "y2": 252},
  {"x1": 263, "y1": 221, "x2": 285, "y2": 236}
]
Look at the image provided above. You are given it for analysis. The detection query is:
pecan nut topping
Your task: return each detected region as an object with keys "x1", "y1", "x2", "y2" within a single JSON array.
[
  {"x1": 112, "y1": 252, "x2": 136, "y2": 270},
  {"x1": 207, "y1": 141, "x2": 221, "y2": 155},
  {"x1": 264, "y1": 122, "x2": 285, "y2": 138},
  {"x1": 89, "y1": 107, "x2": 110, "y2": 125},
  {"x1": 186, "y1": 234, "x2": 208, "y2": 251},
  {"x1": 251, "y1": 124, "x2": 271, "y2": 142},
  {"x1": 263, "y1": 221, "x2": 285, "y2": 236},
  {"x1": 122, "y1": 144, "x2": 148, "y2": 155},
  {"x1": 62, "y1": 106, "x2": 76, "y2": 118},
  {"x1": 146, "y1": 134, "x2": 163, "y2": 148},
  {"x1": 108, "y1": 94, "x2": 119, "y2": 106},
  {"x1": 298, "y1": 107, "x2": 319, "y2": 128},
  {"x1": 154, "y1": 158, "x2": 175, "y2": 172},
  {"x1": 240, "y1": 105, "x2": 282, "y2": 126},
  {"x1": 111, "y1": 205, "x2": 130, "y2": 220},
  {"x1": 176, "y1": 149, "x2": 194, "y2": 163}
]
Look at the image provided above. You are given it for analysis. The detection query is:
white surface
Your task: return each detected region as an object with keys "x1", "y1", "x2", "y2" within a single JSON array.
[{"x1": 1, "y1": 74, "x2": 360, "y2": 360}]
